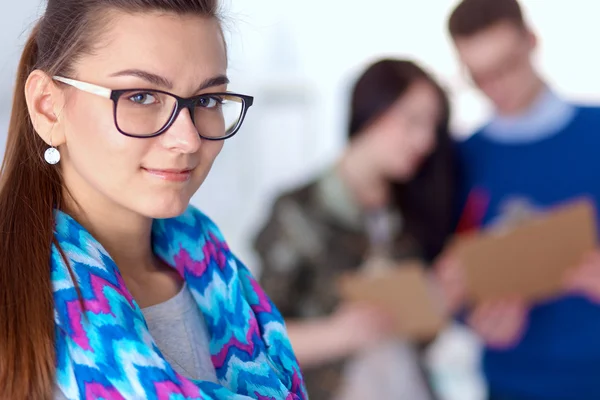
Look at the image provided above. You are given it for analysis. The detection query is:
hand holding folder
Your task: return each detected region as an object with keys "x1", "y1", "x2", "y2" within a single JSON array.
[
  {"x1": 337, "y1": 198, "x2": 598, "y2": 343},
  {"x1": 338, "y1": 261, "x2": 447, "y2": 341},
  {"x1": 451, "y1": 198, "x2": 598, "y2": 303},
  {"x1": 564, "y1": 249, "x2": 600, "y2": 304}
]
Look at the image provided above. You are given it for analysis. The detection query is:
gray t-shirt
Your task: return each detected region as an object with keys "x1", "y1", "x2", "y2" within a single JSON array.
[{"x1": 55, "y1": 283, "x2": 217, "y2": 399}]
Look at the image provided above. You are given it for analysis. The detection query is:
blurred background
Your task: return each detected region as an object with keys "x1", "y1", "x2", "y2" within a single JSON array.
[{"x1": 2, "y1": 1, "x2": 599, "y2": 399}]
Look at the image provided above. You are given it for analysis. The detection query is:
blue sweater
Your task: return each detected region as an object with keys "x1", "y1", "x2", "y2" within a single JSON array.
[{"x1": 458, "y1": 104, "x2": 600, "y2": 400}]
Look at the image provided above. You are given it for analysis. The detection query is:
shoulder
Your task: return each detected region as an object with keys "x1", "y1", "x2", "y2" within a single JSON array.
[
  {"x1": 253, "y1": 175, "x2": 326, "y2": 256},
  {"x1": 558, "y1": 103, "x2": 600, "y2": 144},
  {"x1": 571, "y1": 102, "x2": 600, "y2": 112},
  {"x1": 571, "y1": 103, "x2": 600, "y2": 122},
  {"x1": 272, "y1": 178, "x2": 321, "y2": 212},
  {"x1": 454, "y1": 125, "x2": 489, "y2": 159},
  {"x1": 259, "y1": 176, "x2": 324, "y2": 231}
]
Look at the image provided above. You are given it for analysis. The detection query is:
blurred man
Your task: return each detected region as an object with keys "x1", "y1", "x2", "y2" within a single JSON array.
[{"x1": 444, "y1": 0, "x2": 600, "y2": 399}]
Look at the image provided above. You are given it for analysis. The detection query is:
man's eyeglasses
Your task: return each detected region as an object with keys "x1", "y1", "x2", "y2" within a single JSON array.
[{"x1": 52, "y1": 76, "x2": 254, "y2": 140}]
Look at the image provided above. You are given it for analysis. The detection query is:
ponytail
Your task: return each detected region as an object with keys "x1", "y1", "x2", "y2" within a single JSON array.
[{"x1": 0, "y1": 22, "x2": 63, "y2": 399}]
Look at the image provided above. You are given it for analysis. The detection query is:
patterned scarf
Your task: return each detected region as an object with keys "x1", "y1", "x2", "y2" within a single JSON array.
[{"x1": 52, "y1": 206, "x2": 307, "y2": 399}]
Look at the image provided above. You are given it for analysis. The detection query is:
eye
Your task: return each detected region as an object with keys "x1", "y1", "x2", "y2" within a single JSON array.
[
  {"x1": 127, "y1": 92, "x2": 158, "y2": 105},
  {"x1": 198, "y1": 96, "x2": 222, "y2": 109}
]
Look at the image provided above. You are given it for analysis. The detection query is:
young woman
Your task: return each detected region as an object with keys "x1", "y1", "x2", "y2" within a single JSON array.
[
  {"x1": 254, "y1": 59, "x2": 457, "y2": 400},
  {"x1": 0, "y1": 1, "x2": 306, "y2": 399}
]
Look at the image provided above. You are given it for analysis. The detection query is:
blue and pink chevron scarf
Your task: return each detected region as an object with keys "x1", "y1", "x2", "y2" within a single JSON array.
[{"x1": 51, "y1": 206, "x2": 307, "y2": 399}]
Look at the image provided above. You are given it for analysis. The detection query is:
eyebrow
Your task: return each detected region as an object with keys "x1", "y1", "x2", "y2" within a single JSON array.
[
  {"x1": 110, "y1": 69, "x2": 174, "y2": 89},
  {"x1": 197, "y1": 75, "x2": 229, "y2": 92},
  {"x1": 109, "y1": 69, "x2": 230, "y2": 93}
]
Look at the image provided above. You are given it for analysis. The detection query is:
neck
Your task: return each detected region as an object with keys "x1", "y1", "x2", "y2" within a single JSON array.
[
  {"x1": 501, "y1": 76, "x2": 546, "y2": 117},
  {"x1": 63, "y1": 191, "x2": 156, "y2": 278},
  {"x1": 338, "y1": 146, "x2": 390, "y2": 210}
]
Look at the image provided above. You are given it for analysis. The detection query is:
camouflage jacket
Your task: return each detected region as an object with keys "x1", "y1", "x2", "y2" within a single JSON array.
[{"x1": 253, "y1": 167, "x2": 426, "y2": 399}]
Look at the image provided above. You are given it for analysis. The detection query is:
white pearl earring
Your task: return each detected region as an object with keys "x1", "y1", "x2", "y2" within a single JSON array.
[{"x1": 44, "y1": 139, "x2": 60, "y2": 165}]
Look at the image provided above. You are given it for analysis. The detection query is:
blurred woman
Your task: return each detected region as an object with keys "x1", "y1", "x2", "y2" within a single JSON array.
[{"x1": 254, "y1": 59, "x2": 457, "y2": 399}]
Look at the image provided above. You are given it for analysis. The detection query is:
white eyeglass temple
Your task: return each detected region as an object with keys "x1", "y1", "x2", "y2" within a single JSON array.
[{"x1": 53, "y1": 76, "x2": 112, "y2": 99}]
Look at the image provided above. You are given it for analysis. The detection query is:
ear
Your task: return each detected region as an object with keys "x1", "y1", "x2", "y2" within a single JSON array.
[{"x1": 24, "y1": 70, "x2": 66, "y2": 147}]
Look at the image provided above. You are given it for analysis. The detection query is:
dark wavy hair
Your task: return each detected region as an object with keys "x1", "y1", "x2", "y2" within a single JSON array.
[{"x1": 348, "y1": 58, "x2": 456, "y2": 262}]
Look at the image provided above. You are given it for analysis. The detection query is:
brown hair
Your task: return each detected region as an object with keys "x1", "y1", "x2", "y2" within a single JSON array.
[
  {"x1": 0, "y1": 1, "x2": 219, "y2": 398},
  {"x1": 348, "y1": 59, "x2": 456, "y2": 262},
  {"x1": 448, "y1": 0, "x2": 525, "y2": 38}
]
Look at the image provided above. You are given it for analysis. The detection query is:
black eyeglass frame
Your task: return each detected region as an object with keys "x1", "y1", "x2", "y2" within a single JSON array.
[{"x1": 52, "y1": 76, "x2": 254, "y2": 140}]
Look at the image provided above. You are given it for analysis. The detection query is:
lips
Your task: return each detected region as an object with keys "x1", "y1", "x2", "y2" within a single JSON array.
[{"x1": 142, "y1": 167, "x2": 193, "y2": 182}]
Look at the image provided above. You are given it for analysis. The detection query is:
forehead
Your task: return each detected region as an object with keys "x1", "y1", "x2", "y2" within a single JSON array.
[
  {"x1": 396, "y1": 81, "x2": 440, "y2": 111},
  {"x1": 454, "y1": 22, "x2": 525, "y2": 71},
  {"x1": 75, "y1": 11, "x2": 226, "y2": 83}
]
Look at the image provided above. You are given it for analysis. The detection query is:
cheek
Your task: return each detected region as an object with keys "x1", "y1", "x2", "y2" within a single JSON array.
[
  {"x1": 62, "y1": 101, "x2": 146, "y2": 194},
  {"x1": 415, "y1": 127, "x2": 437, "y2": 154},
  {"x1": 381, "y1": 123, "x2": 410, "y2": 152},
  {"x1": 194, "y1": 140, "x2": 223, "y2": 180},
  {"x1": 371, "y1": 128, "x2": 409, "y2": 170}
]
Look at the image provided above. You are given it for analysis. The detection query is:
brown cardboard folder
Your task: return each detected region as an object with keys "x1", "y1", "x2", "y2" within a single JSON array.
[
  {"x1": 338, "y1": 262, "x2": 447, "y2": 340},
  {"x1": 452, "y1": 198, "x2": 597, "y2": 303}
]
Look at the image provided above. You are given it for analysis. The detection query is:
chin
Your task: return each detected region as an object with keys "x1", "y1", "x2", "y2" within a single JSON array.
[
  {"x1": 137, "y1": 195, "x2": 192, "y2": 220},
  {"x1": 388, "y1": 165, "x2": 415, "y2": 183}
]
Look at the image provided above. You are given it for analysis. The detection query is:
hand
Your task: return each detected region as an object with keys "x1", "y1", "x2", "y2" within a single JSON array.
[
  {"x1": 328, "y1": 302, "x2": 394, "y2": 356},
  {"x1": 434, "y1": 253, "x2": 467, "y2": 315},
  {"x1": 564, "y1": 250, "x2": 600, "y2": 303},
  {"x1": 467, "y1": 298, "x2": 528, "y2": 349}
]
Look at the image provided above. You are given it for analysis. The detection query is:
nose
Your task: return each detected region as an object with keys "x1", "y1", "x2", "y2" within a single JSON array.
[{"x1": 159, "y1": 108, "x2": 201, "y2": 154}]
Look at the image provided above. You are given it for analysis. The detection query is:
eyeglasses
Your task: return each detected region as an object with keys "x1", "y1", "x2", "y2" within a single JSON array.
[{"x1": 52, "y1": 76, "x2": 254, "y2": 140}]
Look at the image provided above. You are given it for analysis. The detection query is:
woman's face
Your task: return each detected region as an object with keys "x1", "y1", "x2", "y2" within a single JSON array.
[
  {"x1": 53, "y1": 11, "x2": 227, "y2": 219},
  {"x1": 363, "y1": 81, "x2": 441, "y2": 182}
]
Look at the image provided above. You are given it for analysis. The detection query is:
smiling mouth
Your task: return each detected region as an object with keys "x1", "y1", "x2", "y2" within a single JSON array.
[{"x1": 142, "y1": 167, "x2": 193, "y2": 182}]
